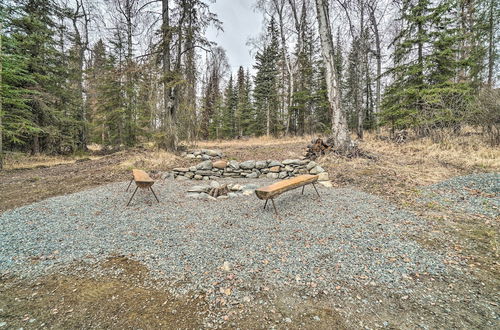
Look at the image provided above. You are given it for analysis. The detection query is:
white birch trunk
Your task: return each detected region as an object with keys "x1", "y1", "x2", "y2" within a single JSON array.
[{"x1": 315, "y1": 0, "x2": 351, "y2": 150}]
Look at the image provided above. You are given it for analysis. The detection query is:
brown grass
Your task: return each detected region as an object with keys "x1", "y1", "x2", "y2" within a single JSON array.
[
  {"x1": 317, "y1": 130, "x2": 498, "y2": 199},
  {"x1": 2, "y1": 153, "x2": 99, "y2": 170}
]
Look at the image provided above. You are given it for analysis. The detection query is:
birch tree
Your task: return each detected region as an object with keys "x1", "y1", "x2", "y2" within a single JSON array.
[{"x1": 315, "y1": 0, "x2": 351, "y2": 150}]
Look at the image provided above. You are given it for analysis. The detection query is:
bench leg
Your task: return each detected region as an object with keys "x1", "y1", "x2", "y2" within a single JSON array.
[
  {"x1": 301, "y1": 185, "x2": 305, "y2": 195},
  {"x1": 271, "y1": 198, "x2": 278, "y2": 216},
  {"x1": 150, "y1": 186, "x2": 160, "y2": 203},
  {"x1": 264, "y1": 199, "x2": 268, "y2": 209},
  {"x1": 312, "y1": 182, "x2": 320, "y2": 198},
  {"x1": 126, "y1": 186, "x2": 139, "y2": 206},
  {"x1": 126, "y1": 178, "x2": 134, "y2": 192}
]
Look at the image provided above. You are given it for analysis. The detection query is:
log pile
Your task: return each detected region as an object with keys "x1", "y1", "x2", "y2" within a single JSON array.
[
  {"x1": 208, "y1": 184, "x2": 230, "y2": 198},
  {"x1": 305, "y1": 137, "x2": 377, "y2": 160},
  {"x1": 305, "y1": 138, "x2": 333, "y2": 160}
]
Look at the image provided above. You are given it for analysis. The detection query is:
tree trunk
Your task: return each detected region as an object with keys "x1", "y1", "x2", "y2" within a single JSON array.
[
  {"x1": 0, "y1": 22, "x2": 3, "y2": 170},
  {"x1": 162, "y1": 0, "x2": 176, "y2": 150},
  {"x1": 368, "y1": 3, "x2": 381, "y2": 135},
  {"x1": 487, "y1": 0, "x2": 495, "y2": 87},
  {"x1": 315, "y1": 0, "x2": 350, "y2": 151}
]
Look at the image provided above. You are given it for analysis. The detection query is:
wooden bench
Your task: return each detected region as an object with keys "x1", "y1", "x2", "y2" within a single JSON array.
[
  {"x1": 255, "y1": 174, "x2": 320, "y2": 215},
  {"x1": 126, "y1": 169, "x2": 160, "y2": 206}
]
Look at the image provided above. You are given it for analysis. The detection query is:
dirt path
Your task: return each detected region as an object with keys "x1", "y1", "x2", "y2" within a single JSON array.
[{"x1": 0, "y1": 154, "x2": 130, "y2": 212}]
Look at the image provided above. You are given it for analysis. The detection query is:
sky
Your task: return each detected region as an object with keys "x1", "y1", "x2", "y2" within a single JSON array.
[{"x1": 206, "y1": 0, "x2": 263, "y2": 71}]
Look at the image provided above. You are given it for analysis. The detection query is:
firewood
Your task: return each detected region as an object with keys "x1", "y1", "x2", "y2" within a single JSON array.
[{"x1": 208, "y1": 184, "x2": 229, "y2": 198}]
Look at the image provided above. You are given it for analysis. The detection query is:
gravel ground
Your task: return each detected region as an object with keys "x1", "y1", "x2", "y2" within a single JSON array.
[
  {"x1": 420, "y1": 173, "x2": 499, "y2": 217},
  {"x1": 1, "y1": 178, "x2": 454, "y2": 305}
]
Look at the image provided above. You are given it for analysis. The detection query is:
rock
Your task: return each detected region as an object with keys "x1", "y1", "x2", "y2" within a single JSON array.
[
  {"x1": 173, "y1": 167, "x2": 189, "y2": 172},
  {"x1": 202, "y1": 176, "x2": 210, "y2": 181},
  {"x1": 209, "y1": 176, "x2": 220, "y2": 180},
  {"x1": 184, "y1": 172, "x2": 194, "y2": 179},
  {"x1": 283, "y1": 159, "x2": 300, "y2": 165},
  {"x1": 196, "y1": 192, "x2": 210, "y2": 199},
  {"x1": 279, "y1": 171, "x2": 288, "y2": 179},
  {"x1": 194, "y1": 151, "x2": 202, "y2": 156},
  {"x1": 196, "y1": 155, "x2": 202, "y2": 159},
  {"x1": 176, "y1": 175, "x2": 189, "y2": 180},
  {"x1": 213, "y1": 160, "x2": 227, "y2": 169},
  {"x1": 269, "y1": 166, "x2": 280, "y2": 173},
  {"x1": 217, "y1": 195, "x2": 229, "y2": 200},
  {"x1": 188, "y1": 185, "x2": 209, "y2": 193},
  {"x1": 284, "y1": 165, "x2": 293, "y2": 172},
  {"x1": 243, "y1": 184, "x2": 259, "y2": 190},
  {"x1": 310, "y1": 165, "x2": 325, "y2": 174},
  {"x1": 261, "y1": 168, "x2": 269, "y2": 174},
  {"x1": 228, "y1": 160, "x2": 240, "y2": 169},
  {"x1": 313, "y1": 316, "x2": 320, "y2": 321},
  {"x1": 246, "y1": 172, "x2": 259, "y2": 178},
  {"x1": 242, "y1": 190, "x2": 254, "y2": 196},
  {"x1": 298, "y1": 168, "x2": 308, "y2": 174},
  {"x1": 206, "y1": 149, "x2": 221, "y2": 157},
  {"x1": 222, "y1": 261, "x2": 232, "y2": 272},
  {"x1": 223, "y1": 173, "x2": 240, "y2": 177},
  {"x1": 267, "y1": 173, "x2": 279, "y2": 179},
  {"x1": 195, "y1": 170, "x2": 214, "y2": 176},
  {"x1": 228, "y1": 192, "x2": 239, "y2": 198},
  {"x1": 201, "y1": 154, "x2": 211, "y2": 160},
  {"x1": 196, "y1": 160, "x2": 213, "y2": 170},
  {"x1": 186, "y1": 154, "x2": 196, "y2": 159},
  {"x1": 230, "y1": 184, "x2": 243, "y2": 191},
  {"x1": 268, "y1": 160, "x2": 283, "y2": 167},
  {"x1": 284, "y1": 317, "x2": 292, "y2": 323},
  {"x1": 255, "y1": 160, "x2": 267, "y2": 169},
  {"x1": 194, "y1": 175, "x2": 202, "y2": 180},
  {"x1": 319, "y1": 180, "x2": 333, "y2": 188},
  {"x1": 318, "y1": 172, "x2": 329, "y2": 181},
  {"x1": 240, "y1": 160, "x2": 256, "y2": 170},
  {"x1": 243, "y1": 296, "x2": 251, "y2": 303},
  {"x1": 189, "y1": 166, "x2": 197, "y2": 172},
  {"x1": 306, "y1": 161, "x2": 317, "y2": 170},
  {"x1": 210, "y1": 181, "x2": 220, "y2": 188}
]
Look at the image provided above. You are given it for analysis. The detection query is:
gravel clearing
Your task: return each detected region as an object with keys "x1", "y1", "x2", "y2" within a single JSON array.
[
  {"x1": 420, "y1": 173, "x2": 499, "y2": 217},
  {"x1": 1, "y1": 178, "x2": 453, "y2": 304}
]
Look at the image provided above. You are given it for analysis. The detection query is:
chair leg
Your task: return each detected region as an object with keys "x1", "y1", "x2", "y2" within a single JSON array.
[
  {"x1": 126, "y1": 178, "x2": 133, "y2": 192},
  {"x1": 126, "y1": 186, "x2": 139, "y2": 206},
  {"x1": 150, "y1": 186, "x2": 160, "y2": 203},
  {"x1": 301, "y1": 185, "x2": 305, "y2": 195},
  {"x1": 264, "y1": 199, "x2": 268, "y2": 209},
  {"x1": 271, "y1": 198, "x2": 279, "y2": 216},
  {"x1": 312, "y1": 182, "x2": 320, "y2": 198}
]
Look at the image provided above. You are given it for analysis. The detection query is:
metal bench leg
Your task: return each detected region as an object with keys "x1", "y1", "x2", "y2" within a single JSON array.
[
  {"x1": 301, "y1": 185, "x2": 305, "y2": 195},
  {"x1": 264, "y1": 199, "x2": 268, "y2": 209},
  {"x1": 126, "y1": 186, "x2": 139, "y2": 206},
  {"x1": 271, "y1": 198, "x2": 278, "y2": 216},
  {"x1": 126, "y1": 178, "x2": 133, "y2": 192},
  {"x1": 150, "y1": 186, "x2": 160, "y2": 203},
  {"x1": 312, "y1": 182, "x2": 320, "y2": 198}
]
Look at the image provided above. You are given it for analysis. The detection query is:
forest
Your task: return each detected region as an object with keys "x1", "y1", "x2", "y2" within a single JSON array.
[{"x1": 0, "y1": 0, "x2": 499, "y2": 168}]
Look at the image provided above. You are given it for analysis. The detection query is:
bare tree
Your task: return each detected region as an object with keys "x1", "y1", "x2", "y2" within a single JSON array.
[{"x1": 315, "y1": 0, "x2": 351, "y2": 150}]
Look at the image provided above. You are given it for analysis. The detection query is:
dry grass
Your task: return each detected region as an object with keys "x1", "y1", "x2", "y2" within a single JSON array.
[
  {"x1": 2, "y1": 152, "x2": 99, "y2": 170},
  {"x1": 117, "y1": 150, "x2": 185, "y2": 171},
  {"x1": 318, "y1": 130, "x2": 499, "y2": 198}
]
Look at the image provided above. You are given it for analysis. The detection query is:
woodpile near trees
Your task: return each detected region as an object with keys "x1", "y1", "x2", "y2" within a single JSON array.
[
  {"x1": 305, "y1": 137, "x2": 376, "y2": 160},
  {"x1": 208, "y1": 184, "x2": 230, "y2": 198},
  {"x1": 305, "y1": 138, "x2": 334, "y2": 160}
]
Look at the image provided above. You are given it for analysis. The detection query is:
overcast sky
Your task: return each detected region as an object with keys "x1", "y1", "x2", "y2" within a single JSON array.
[{"x1": 207, "y1": 0, "x2": 263, "y2": 72}]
